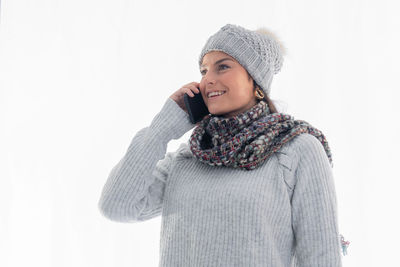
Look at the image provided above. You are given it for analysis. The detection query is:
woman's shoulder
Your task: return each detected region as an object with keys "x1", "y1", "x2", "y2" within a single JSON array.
[
  {"x1": 277, "y1": 133, "x2": 324, "y2": 158},
  {"x1": 274, "y1": 133, "x2": 312, "y2": 167},
  {"x1": 276, "y1": 132, "x2": 331, "y2": 167},
  {"x1": 274, "y1": 133, "x2": 324, "y2": 188}
]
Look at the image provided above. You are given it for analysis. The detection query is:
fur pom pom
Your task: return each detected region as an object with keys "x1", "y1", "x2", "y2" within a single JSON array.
[{"x1": 255, "y1": 27, "x2": 287, "y2": 56}]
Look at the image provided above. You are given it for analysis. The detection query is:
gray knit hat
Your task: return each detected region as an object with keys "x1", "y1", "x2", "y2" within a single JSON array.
[{"x1": 198, "y1": 24, "x2": 285, "y2": 97}]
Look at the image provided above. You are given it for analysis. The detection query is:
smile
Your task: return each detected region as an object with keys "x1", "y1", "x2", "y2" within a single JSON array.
[{"x1": 207, "y1": 91, "x2": 226, "y2": 99}]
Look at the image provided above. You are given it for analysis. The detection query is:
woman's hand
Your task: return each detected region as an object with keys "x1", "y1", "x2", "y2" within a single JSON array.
[{"x1": 169, "y1": 82, "x2": 201, "y2": 113}]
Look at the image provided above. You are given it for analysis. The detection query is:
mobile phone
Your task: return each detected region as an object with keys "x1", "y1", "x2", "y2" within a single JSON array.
[{"x1": 184, "y1": 90, "x2": 210, "y2": 124}]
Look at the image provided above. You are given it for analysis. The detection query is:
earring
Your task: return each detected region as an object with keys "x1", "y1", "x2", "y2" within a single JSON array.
[{"x1": 255, "y1": 87, "x2": 264, "y2": 100}]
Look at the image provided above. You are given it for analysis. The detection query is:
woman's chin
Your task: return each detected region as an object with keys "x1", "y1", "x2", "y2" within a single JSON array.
[{"x1": 208, "y1": 107, "x2": 227, "y2": 116}]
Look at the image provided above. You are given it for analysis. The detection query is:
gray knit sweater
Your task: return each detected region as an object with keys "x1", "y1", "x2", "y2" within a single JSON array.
[{"x1": 98, "y1": 97, "x2": 343, "y2": 267}]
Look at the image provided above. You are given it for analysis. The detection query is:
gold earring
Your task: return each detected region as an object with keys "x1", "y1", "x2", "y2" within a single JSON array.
[{"x1": 255, "y1": 87, "x2": 264, "y2": 100}]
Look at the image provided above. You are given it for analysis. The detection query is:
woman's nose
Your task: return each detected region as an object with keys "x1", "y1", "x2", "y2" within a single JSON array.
[{"x1": 203, "y1": 71, "x2": 216, "y2": 84}]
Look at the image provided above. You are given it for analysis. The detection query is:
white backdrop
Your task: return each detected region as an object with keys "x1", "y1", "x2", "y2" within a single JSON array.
[{"x1": 1, "y1": 0, "x2": 399, "y2": 266}]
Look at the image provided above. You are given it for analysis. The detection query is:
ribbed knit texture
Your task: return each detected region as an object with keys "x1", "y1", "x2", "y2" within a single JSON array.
[{"x1": 98, "y1": 97, "x2": 343, "y2": 267}]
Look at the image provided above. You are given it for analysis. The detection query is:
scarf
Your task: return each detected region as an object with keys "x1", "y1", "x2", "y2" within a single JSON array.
[{"x1": 188, "y1": 100, "x2": 333, "y2": 171}]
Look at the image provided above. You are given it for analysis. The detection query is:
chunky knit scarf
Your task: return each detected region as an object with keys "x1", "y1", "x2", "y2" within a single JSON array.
[{"x1": 188, "y1": 100, "x2": 333, "y2": 171}]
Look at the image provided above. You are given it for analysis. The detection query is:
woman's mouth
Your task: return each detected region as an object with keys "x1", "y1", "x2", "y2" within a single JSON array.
[{"x1": 207, "y1": 91, "x2": 226, "y2": 100}]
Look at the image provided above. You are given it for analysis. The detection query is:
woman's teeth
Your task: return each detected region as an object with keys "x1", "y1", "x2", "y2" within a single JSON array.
[{"x1": 208, "y1": 91, "x2": 226, "y2": 98}]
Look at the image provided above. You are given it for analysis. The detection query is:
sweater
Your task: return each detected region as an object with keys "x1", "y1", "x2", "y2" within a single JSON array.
[{"x1": 98, "y1": 97, "x2": 343, "y2": 267}]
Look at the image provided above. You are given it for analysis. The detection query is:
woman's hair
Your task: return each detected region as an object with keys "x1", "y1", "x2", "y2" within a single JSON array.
[{"x1": 262, "y1": 92, "x2": 279, "y2": 114}]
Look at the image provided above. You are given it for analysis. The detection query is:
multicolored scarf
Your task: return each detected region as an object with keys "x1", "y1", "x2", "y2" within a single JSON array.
[{"x1": 188, "y1": 100, "x2": 333, "y2": 171}]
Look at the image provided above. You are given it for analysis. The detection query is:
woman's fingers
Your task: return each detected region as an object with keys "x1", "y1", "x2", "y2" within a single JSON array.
[
  {"x1": 184, "y1": 87, "x2": 195, "y2": 97},
  {"x1": 182, "y1": 84, "x2": 200, "y2": 97}
]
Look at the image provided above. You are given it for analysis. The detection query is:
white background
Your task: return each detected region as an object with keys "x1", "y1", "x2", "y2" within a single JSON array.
[{"x1": 1, "y1": 0, "x2": 399, "y2": 266}]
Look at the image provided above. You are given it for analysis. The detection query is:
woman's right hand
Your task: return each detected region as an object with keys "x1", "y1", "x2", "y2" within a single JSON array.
[{"x1": 169, "y1": 82, "x2": 201, "y2": 113}]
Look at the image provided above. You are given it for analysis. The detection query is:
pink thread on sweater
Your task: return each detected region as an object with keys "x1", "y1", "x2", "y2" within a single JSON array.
[{"x1": 340, "y1": 234, "x2": 350, "y2": 256}]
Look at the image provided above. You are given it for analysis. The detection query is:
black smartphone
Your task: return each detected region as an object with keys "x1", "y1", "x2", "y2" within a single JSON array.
[{"x1": 184, "y1": 90, "x2": 210, "y2": 124}]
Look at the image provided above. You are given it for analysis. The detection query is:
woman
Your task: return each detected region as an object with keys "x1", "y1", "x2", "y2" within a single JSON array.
[{"x1": 98, "y1": 24, "x2": 349, "y2": 266}]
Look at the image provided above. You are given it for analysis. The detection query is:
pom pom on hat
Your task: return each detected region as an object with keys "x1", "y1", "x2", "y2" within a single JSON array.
[
  {"x1": 253, "y1": 26, "x2": 286, "y2": 75},
  {"x1": 254, "y1": 27, "x2": 287, "y2": 56}
]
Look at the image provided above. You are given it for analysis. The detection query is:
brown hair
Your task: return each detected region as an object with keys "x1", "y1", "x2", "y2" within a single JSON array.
[{"x1": 247, "y1": 72, "x2": 278, "y2": 113}]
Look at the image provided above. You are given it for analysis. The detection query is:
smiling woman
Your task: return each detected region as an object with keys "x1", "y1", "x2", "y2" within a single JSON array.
[
  {"x1": 199, "y1": 51, "x2": 280, "y2": 117},
  {"x1": 199, "y1": 51, "x2": 258, "y2": 118},
  {"x1": 98, "y1": 23, "x2": 349, "y2": 267}
]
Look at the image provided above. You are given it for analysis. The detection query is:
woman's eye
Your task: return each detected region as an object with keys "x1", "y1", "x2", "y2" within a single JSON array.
[
  {"x1": 218, "y1": 64, "x2": 229, "y2": 70},
  {"x1": 200, "y1": 65, "x2": 229, "y2": 76}
]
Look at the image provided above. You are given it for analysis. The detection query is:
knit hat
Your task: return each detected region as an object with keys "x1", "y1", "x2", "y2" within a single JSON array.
[{"x1": 198, "y1": 23, "x2": 286, "y2": 97}]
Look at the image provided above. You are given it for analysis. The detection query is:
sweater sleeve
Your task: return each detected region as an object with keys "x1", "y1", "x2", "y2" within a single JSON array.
[
  {"x1": 98, "y1": 97, "x2": 195, "y2": 223},
  {"x1": 291, "y1": 134, "x2": 342, "y2": 267}
]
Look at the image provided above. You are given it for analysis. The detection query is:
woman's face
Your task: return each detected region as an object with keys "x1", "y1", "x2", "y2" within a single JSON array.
[{"x1": 199, "y1": 51, "x2": 257, "y2": 118}]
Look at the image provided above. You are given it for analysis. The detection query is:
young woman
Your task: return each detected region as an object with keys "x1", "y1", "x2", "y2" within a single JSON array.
[{"x1": 98, "y1": 24, "x2": 349, "y2": 267}]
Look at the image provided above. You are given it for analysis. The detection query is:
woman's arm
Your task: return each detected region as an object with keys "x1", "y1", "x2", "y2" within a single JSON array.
[
  {"x1": 98, "y1": 97, "x2": 194, "y2": 223},
  {"x1": 291, "y1": 134, "x2": 342, "y2": 266}
]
